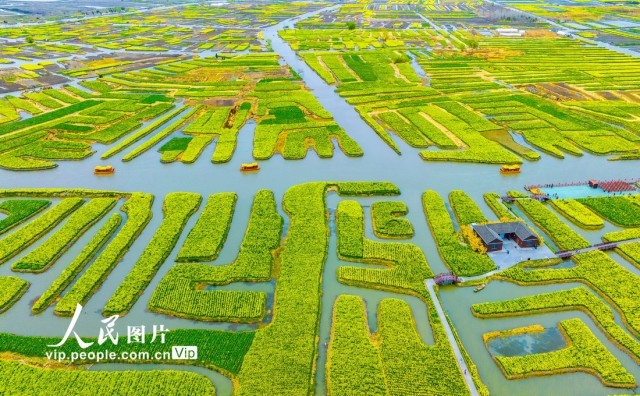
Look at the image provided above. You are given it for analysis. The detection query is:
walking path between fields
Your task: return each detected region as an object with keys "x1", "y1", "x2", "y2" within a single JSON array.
[{"x1": 425, "y1": 279, "x2": 480, "y2": 396}]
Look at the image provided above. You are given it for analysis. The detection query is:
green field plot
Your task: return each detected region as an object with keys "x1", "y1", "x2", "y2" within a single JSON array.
[
  {"x1": 103, "y1": 192, "x2": 201, "y2": 316},
  {"x1": 422, "y1": 190, "x2": 495, "y2": 276},
  {"x1": 290, "y1": 26, "x2": 640, "y2": 163},
  {"x1": 0, "y1": 359, "x2": 216, "y2": 395},
  {"x1": 54, "y1": 193, "x2": 153, "y2": 317},
  {"x1": 336, "y1": 199, "x2": 433, "y2": 291},
  {"x1": 99, "y1": 54, "x2": 359, "y2": 164},
  {"x1": 149, "y1": 190, "x2": 281, "y2": 323},
  {"x1": 0, "y1": 277, "x2": 29, "y2": 314},
  {"x1": 549, "y1": 199, "x2": 605, "y2": 229},
  {"x1": 0, "y1": 1, "x2": 313, "y2": 57},
  {"x1": 493, "y1": 249, "x2": 640, "y2": 336},
  {"x1": 0, "y1": 94, "x2": 179, "y2": 170},
  {"x1": 474, "y1": 285, "x2": 640, "y2": 365},
  {"x1": 0, "y1": 199, "x2": 50, "y2": 235},
  {"x1": 371, "y1": 201, "x2": 414, "y2": 239},
  {"x1": 513, "y1": 196, "x2": 590, "y2": 251},
  {"x1": 483, "y1": 319, "x2": 635, "y2": 388},
  {"x1": 327, "y1": 295, "x2": 470, "y2": 395},
  {"x1": 280, "y1": 29, "x2": 448, "y2": 51},
  {"x1": 421, "y1": 35, "x2": 640, "y2": 159},
  {"x1": 299, "y1": 49, "x2": 527, "y2": 163},
  {"x1": 577, "y1": 196, "x2": 640, "y2": 227},
  {"x1": 327, "y1": 295, "x2": 387, "y2": 395},
  {"x1": 12, "y1": 198, "x2": 116, "y2": 273},
  {"x1": 0, "y1": 198, "x2": 84, "y2": 266},
  {"x1": 176, "y1": 192, "x2": 237, "y2": 262},
  {"x1": 234, "y1": 181, "x2": 472, "y2": 395},
  {"x1": 32, "y1": 213, "x2": 122, "y2": 314},
  {"x1": 252, "y1": 80, "x2": 362, "y2": 160},
  {"x1": 0, "y1": 48, "x2": 360, "y2": 168}
]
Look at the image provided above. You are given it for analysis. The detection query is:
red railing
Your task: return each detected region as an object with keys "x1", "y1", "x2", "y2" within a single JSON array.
[
  {"x1": 525, "y1": 178, "x2": 639, "y2": 192},
  {"x1": 556, "y1": 242, "x2": 620, "y2": 259},
  {"x1": 434, "y1": 272, "x2": 462, "y2": 285}
]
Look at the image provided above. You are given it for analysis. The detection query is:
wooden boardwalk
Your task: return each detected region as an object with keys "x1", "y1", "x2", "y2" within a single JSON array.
[{"x1": 556, "y1": 238, "x2": 640, "y2": 259}]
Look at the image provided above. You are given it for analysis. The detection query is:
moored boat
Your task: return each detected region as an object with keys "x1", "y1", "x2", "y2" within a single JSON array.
[
  {"x1": 500, "y1": 164, "x2": 521, "y2": 175},
  {"x1": 474, "y1": 283, "x2": 486, "y2": 292},
  {"x1": 94, "y1": 165, "x2": 115, "y2": 175},
  {"x1": 240, "y1": 162, "x2": 260, "y2": 172}
]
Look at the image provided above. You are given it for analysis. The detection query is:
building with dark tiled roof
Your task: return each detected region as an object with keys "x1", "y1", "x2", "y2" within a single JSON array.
[{"x1": 471, "y1": 221, "x2": 539, "y2": 252}]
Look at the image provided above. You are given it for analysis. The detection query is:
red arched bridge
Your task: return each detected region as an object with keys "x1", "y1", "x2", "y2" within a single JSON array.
[{"x1": 434, "y1": 272, "x2": 462, "y2": 286}]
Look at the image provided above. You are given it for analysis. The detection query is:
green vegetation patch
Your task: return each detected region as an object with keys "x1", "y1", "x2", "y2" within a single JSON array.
[
  {"x1": 12, "y1": 198, "x2": 116, "y2": 273},
  {"x1": 337, "y1": 199, "x2": 433, "y2": 292},
  {"x1": 515, "y1": 198, "x2": 590, "y2": 251},
  {"x1": 473, "y1": 286, "x2": 640, "y2": 366},
  {"x1": 493, "y1": 250, "x2": 640, "y2": 336},
  {"x1": 0, "y1": 199, "x2": 50, "y2": 235},
  {"x1": 176, "y1": 192, "x2": 237, "y2": 262},
  {"x1": 488, "y1": 319, "x2": 635, "y2": 388},
  {"x1": 158, "y1": 137, "x2": 193, "y2": 152},
  {"x1": 0, "y1": 277, "x2": 29, "y2": 314},
  {"x1": 422, "y1": 190, "x2": 495, "y2": 276},
  {"x1": 327, "y1": 295, "x2": 387, "y2": 395},
  {"x1": 0, "y1": 198, "x2": 84, "y2": 266},
  {"x1": 577, "y1": 196, "x2": 640, "y2": 227},
  {"x1": 55, "y1": 194, "x2": 153, "y2": 317},
  {"x1": 235, "y1": 182, "x2": 401, "y2": 395},
  {"x1": 450, "y1": 190, "x2": 488, "y2": 226},
  {"x1": 150, "y1": 190, "x2": 281, "y2": 323},
  {"x1": 371, "y1": 201, "x2": 414, "y2": 239},
  {"x1": 32, "y1": 214, "x2": 122, "y2": 314},
  {"x1": 378, "y1": 298, "x2": 470, "y2": 395},
  {"x1": 549, "y1": 199, "x2": 604, "y2": 229},
  {"x1": 0, "y1": 360, "x2": 216, "y2": 395},
  {"x1": 103, "y1": 192, "x2": 201, "y2": 316}
]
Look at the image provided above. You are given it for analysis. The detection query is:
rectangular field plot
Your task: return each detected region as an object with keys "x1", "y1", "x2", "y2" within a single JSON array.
[
  {"x1": 0, "y1": 53, "x2": 361, "y2": 169},
  {"x1": 294, "y1": 29, "x2": 640, "y2": 162}
]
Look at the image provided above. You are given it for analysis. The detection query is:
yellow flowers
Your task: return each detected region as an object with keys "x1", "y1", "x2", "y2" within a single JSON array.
[
  {"x1": 578, "y1": 196, "x2": 640, "y2": 227},
  {"x1": 0, "y1": 277, "x2": 29, "y2": 313},
  {"x1": 103, "y1": 193, "x2": 201, "y2": 316},
  {"x1": 549, "y1": 199, "x2": 604, "y2": 229},
  {"x1": 0, "y1": 198, "x2": 84, "y2": 265},
  {"x1": 0, "y1": 360, "x2": 216, "y2": 395},
  {"x1": 371, "y1": 201, "x2": 414, "y2": 238},
  {"x1": 450, "y1": 190, "x2": 488, "y2": 226},
  {"x1": 149, "y1": 190, "x2": 281, "y2": 323},
  {"x1": 55, "y1": 193, "x2": 153, "y2": 317},
  {"x1": 19, "y1": 63, "x2": 43, "y2": 71},
  {"x1": 516, "y1": 198, "x2": 590, "y2": 251},
  {"x1": 491, "y1": 319, "x2": 636, "y2": 388},
  {"x1": 422, "y1": 190, "x2": 495, "y2": 276},
  {"x1": 176, "y1": 193, "x2": 237, "y2": 262},
  {"x1": 12, "y1": 198, "x2": 116, "y2": 272}
]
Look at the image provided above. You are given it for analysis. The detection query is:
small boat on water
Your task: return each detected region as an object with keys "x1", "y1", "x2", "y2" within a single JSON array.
[
  {"x1": 500, "y1": 164, "x2": 521, "y2": 175},
  {"x1": 94, "y1": 165, "x2": 115, "y2": 175},
  {"x1": 240, "y1": 162, "x2": 260, "y2": 172},
  {"x1": 474, "y1": 284, "x2": 486, "y2": 292},
  {"x1": 530, "y1": 187, "x2": 543, "y2": 195}
]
